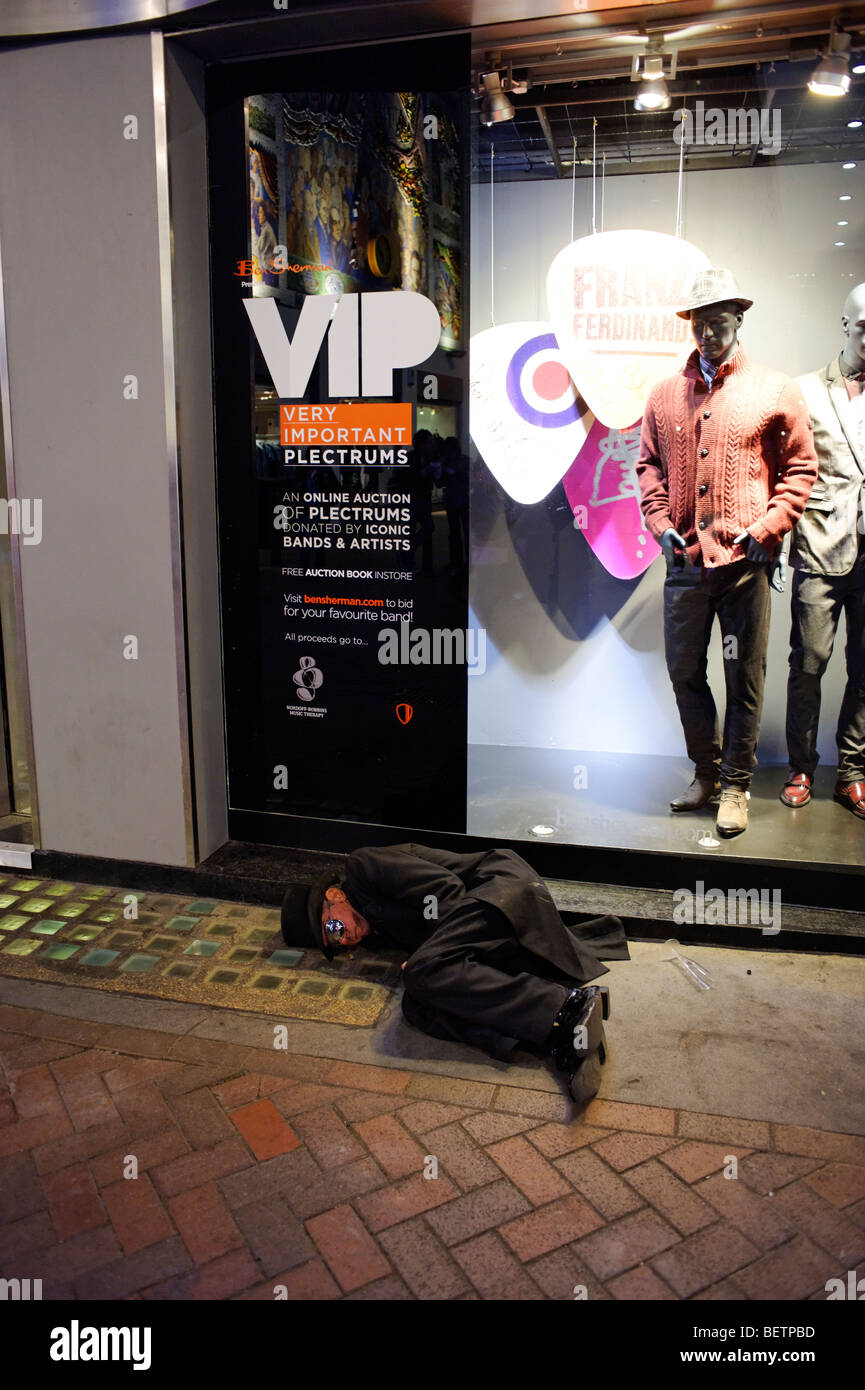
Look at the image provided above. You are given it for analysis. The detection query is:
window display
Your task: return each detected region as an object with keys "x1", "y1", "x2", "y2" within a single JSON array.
[
  {"x1": 467, "y1": 61, "x2": 864, "y2": 868},
  {"x1": 208, "y1": 25, "x2": 863, "y2": 877}
]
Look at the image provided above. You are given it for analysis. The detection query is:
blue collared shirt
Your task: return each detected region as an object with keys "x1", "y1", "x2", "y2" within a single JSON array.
[{"x1": 698, "y1": 355, "x2": 717, "y2": 389}]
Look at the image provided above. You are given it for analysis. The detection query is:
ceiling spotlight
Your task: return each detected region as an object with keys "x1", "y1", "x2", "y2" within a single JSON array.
[
  {"x1": 635, "y1": 76, "x2": 671, "y2": 111},
  {"x1": 843, "y1": 161, "x2": 857, "y2": 169},
  {"x1": 836, "y1": 240, "x2": 846, "y2": 246},
  {"x1": 840, "y1": 194, "x2": 852, "y2": 200},
  {"x1": 809, "y1": 52, "x2": 851, "y2": 96},
  {"x1": 479, "y1": 71, "x2": 514, "y2": 126},
  {"x1": 849, "y1": 120, "x2": 863, "y2": 129},
  {"x1": 838, "y1": 220, "x2": 849, "y2": 225},
  {"x1": 853, "y1": 60, "x2": 865, "y2": 75}
]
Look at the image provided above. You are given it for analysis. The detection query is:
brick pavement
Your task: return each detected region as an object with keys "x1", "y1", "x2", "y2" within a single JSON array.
[{"x1": 1, "y1": 1003, "x2": 863, "y2": 1301}]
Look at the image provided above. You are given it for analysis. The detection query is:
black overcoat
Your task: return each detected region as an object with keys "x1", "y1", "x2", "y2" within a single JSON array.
[{"x1": 343, "y1": 842, "x2": 628, "y2": 984}]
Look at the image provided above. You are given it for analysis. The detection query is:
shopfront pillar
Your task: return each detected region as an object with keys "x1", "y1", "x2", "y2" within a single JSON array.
[{"x1": 0, "y1": 32, "x2": 226, "y2": 865}]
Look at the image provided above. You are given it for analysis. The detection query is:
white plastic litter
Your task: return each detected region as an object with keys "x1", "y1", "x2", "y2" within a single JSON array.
[{"x1": 662, "y1": 938, "x2": 714, "y2": 991}]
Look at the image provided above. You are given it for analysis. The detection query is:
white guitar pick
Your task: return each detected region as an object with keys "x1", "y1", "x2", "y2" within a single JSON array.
[
  {"x1": 546, "y1": 230, "x2": 710, "y2": 430},
  {"x1": 469, "y1": 322, "x2": 594, "y2": 504}
]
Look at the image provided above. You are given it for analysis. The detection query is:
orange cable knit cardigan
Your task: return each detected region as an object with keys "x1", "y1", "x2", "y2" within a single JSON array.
[{"x1": 636, "y1": 346, "x2": 817, "y2": 567}]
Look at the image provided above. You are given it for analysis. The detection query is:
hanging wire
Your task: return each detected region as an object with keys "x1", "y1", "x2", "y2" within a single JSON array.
[
  {"x1": 675, "y1": 108, "x2": 686, "y2": 238},
  {"x1": 570, "y1": 137, "x2": 576, "y2": 243},
  {"x1": 591, "y1": 118, "x2": 597, "y2": 234},
  {"x1": 601, "y1": 151, "x2": 606, "y2": 233},
  {"x1": 490, "y1": 141, "x2": 495, "y2": 326}
]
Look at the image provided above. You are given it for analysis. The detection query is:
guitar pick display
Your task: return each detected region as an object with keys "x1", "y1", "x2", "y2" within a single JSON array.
[
  {"x1": 546, "y1": 229, "x2": 710, "y2": 430},
  {"x1": 469, "y1": 322, "x2": 594, "y2": 505}
]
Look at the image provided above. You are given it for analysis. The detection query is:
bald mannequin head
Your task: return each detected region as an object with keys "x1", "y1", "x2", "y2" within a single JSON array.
[{"x1": 841, "y1": 281, "x2": 865, "y2": 373}]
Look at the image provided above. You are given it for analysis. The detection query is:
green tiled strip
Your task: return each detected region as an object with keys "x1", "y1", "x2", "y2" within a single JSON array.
[{"x1": 0, "y1": 874, "x2": 398, "y2": 1025}]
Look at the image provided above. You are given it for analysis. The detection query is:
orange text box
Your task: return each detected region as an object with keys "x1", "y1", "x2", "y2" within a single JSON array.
[{"x1": 280, "y1": 402, "x2": 412, "y2": 447}]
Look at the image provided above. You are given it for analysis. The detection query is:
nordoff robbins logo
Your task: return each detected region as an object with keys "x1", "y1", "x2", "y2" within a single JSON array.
[
  {"x1": 674, "y1": 100, "x2": 782, "y2": 154},
  {"x1": 293, "y1": 655, "x2": 323, "y2": 702},
  {"x1": 378, "y1": 621, "x2": 486, "y2": 674},
  {"x1": 50, "y1": 1321, "x2": 152, "y2": 1370}
]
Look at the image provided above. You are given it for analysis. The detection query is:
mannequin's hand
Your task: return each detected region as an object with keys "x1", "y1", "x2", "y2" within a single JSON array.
[
  {"x1": 734, "y1": 531, "x2": 772, "y2": 565},
  {"x1": 660, "y1": 527, "x2": 687, "y2": 574},
  {"x1": 769, "y1": 552, "x2": 787, "y2": 594}
]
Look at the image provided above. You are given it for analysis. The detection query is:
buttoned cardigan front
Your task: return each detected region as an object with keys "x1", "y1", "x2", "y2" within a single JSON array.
[{"x1": 636, "y1": 345, "x2": 817, "y2": 567}]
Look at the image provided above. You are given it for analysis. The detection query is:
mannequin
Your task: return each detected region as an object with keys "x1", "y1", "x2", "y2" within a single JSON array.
[
  {"x1": 781, "y1": 282, "x2": 865, "y2": 821},
  {"x1": 637, "y1": 267, "x2": 817, "y2": 836}
]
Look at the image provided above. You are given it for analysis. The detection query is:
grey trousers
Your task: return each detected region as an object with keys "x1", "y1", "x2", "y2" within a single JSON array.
[{"x1": 786, "y1": 538, "x2": 865, "y2": 781}]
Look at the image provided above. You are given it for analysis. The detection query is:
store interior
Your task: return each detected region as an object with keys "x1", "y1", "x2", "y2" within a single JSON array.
[{"x1": 466, "y1": 13, "x2": 865, "y2": 866}]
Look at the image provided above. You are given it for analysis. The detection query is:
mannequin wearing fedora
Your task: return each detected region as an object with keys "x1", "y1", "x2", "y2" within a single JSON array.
[
  {"x1": 637, "y1": 267, "x2": 817, "y2": 836},
  {"x1": 281, "y1": 843, "x2": 630, "y2": 1103},
  {"x1": 782, "y1": 282, "x2": 865, "y2": 822}
]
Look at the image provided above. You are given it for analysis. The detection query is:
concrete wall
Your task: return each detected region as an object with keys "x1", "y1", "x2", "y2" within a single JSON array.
[{"x1": 0, "y1": 32, "x2": 226, "y2": 863}]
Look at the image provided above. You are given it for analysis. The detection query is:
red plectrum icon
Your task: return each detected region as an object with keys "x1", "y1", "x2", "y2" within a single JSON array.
[{"x1": 396, "y1": 703, "x2": 413, "y2": 725}]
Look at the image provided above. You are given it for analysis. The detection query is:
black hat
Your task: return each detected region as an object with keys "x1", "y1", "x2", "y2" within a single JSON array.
[{"x1": 281, "y1": 868, "x2": 344, "y2": 961}]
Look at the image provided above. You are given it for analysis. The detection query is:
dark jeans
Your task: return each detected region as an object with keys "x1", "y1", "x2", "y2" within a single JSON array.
[
  {"x1": 663, "y1": 559, "x2": 771, "y2": 789},
  {"x1": 401, "y1": 902, "x2": 570, "y2": 1060},
  {"x1": 786, "y1": 537, "x2": 865, "y2": 781}
]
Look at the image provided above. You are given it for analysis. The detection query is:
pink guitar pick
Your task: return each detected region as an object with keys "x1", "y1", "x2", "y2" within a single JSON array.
[{"x1": 563, "y1": 416, "x2": 660, "y2": 580}]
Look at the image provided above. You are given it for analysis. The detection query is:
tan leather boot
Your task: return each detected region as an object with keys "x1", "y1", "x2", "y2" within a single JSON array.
[
  {"x1": 670, "y1": 775, "x2": 721, "y2": 812},
  {"x1": 716, "y1": 787, "x2": 748, "y2": 836}
]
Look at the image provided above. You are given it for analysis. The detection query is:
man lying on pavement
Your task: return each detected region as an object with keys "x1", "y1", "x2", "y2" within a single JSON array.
[{"x1": 280, "y1": 842, "x2": 629, "y2": 1103}]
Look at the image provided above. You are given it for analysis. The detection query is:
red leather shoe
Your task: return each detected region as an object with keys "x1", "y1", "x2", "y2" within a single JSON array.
[
  {"x1": 834, "y1": 780, "x2": 865, "y2": 820},
  {"x1": 780, "y1": 771, "x2": 812, "y2": 807}
]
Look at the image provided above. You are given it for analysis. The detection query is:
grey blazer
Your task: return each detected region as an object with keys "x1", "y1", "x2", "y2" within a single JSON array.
[{"x1": 791, "y1": 357, "x2": 865, "y2": 576}]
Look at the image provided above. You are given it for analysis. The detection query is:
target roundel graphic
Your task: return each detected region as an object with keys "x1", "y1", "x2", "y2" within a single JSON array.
[
  {"x1": 469, "y1": 321, "x2": 594, "y2": 506},
  {"x1": 505, "y1": 333, "x2": 585, "y2": 430}
]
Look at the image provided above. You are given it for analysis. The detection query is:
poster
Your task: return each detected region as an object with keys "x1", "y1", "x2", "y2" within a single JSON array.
[
  {"x1": 246, "y1": 89, "x2": 463, "y2": 345},
  {"x1": 233, "y1": 84, "x2": 469, "y2": 831}
]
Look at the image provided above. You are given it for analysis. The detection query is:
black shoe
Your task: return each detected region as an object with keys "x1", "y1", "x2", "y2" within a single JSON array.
[
  {"x1": 548, "y1": 986, "x2": 609, "y2": 1075},
  {"x1": 566, "y1": 1050, "x2": 604, "y2": 1105}
]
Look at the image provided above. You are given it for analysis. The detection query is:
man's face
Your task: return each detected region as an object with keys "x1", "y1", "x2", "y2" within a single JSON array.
[
  {"x1": 690, "y1": 302, "x2": 743, "y2": 364},
  {"x1": 320, "y1": 887, "x2": 371, "y2": 951},
  {"x1": 842, "y1": 286, "x2": 865, "y2": 369}
]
